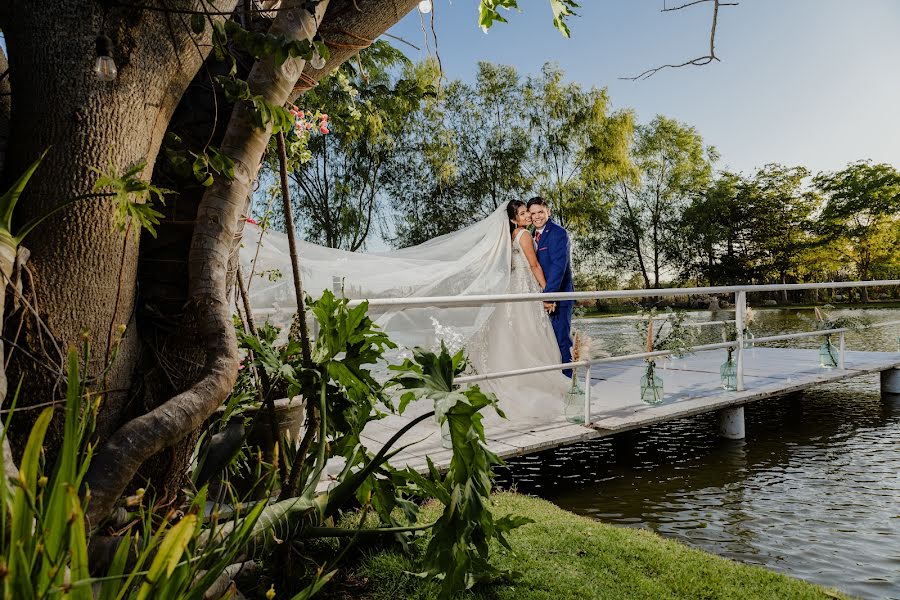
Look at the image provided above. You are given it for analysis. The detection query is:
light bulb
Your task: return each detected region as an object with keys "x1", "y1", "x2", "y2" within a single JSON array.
[
  {"x1": 94, "y1": 35, "x2": 117, "y2": 81},
  {"x1": 94, "y1": 55, "x2": 117, "y2": 81},
  {"x1": 310, "y1": 52, "x2": 326, "y2": 70},
  {"x1": 418, "y1": 0, "x2": 432, "y2": 14}
]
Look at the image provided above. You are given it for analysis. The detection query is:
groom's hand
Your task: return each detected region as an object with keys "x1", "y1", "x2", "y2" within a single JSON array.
[{"x1": 543, "y1": 301, "x2": 556, "y2": 314}]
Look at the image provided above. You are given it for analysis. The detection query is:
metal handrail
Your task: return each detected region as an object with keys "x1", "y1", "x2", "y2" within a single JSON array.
[
  {"x1": 347, "y1": 279, "x2": 900, "y2": 309},
  {"x1": 263, "y1": 278, "x2": 900, "y2": 425}
]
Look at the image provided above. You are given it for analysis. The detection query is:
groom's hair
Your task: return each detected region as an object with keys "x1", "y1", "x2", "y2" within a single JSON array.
[{"x1": 526, "y1": 196, "x2": 549, "y2": 209}]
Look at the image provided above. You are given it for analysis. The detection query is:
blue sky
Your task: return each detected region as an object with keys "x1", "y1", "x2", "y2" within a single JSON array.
[
  {"x1": 387, "y1": 0, "x2": 900, "y2": 176},
  {"x1": 3, "y1": 2, "x2": 896, "y2": 176}
]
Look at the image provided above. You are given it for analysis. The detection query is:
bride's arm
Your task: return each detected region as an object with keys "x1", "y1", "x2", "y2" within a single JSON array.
[{"x1": 519, "y1": 231, "x2": 547, "y2": 289}]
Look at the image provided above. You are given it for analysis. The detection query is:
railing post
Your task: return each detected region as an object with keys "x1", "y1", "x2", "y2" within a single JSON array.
[
  {"x1": 735, "y1": 290, "x2": 746, "y2": 391},
  {"x1": 838, "y1": 331, "x2": 846, "y2": 369},
  {"x1": 583, "y1": 364, "x2": 592, "y2": 425}
]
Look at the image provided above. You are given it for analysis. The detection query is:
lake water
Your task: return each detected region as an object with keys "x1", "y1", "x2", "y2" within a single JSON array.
[{"x1": 494, "y1": 308, "x2": 900, "y2": 600}]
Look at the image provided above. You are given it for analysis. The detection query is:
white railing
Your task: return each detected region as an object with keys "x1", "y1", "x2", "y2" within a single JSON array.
[{"x1": 346, "y1": 279, "x2": 900, "y2": 425}]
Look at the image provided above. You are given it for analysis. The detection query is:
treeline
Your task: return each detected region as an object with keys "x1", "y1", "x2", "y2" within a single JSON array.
[{"x1": 256, "y1": 49, "x2": 900, "y2": 294}]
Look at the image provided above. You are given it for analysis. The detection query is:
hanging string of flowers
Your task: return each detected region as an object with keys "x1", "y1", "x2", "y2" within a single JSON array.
[{"x1": 288, "y1": 104, "x2": 330, "y2": 135}]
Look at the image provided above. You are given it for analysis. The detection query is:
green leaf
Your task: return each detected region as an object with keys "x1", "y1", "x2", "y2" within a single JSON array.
[
  {"x1": 136, "y1": 514, "x2": 198, "y2": 600},
  {"x1": 96, "y1": 532, "x2": 133, "y2": 600},
  {"x1": 0, "y1": 148, "x2": 48, "y2": 235},
  {"x1": 289, "y1": 569, "x2": 337, "y2": 600},
  {"x1": 190, "y1": 13, "x2": 205, "y2": 34},
  {"x1": 90, "y1": 160, "x2": 171, "y2": 237}
]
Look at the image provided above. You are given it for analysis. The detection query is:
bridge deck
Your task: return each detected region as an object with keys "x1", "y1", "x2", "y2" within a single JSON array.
[{"x1": 353, "y1": 348, "x2": 900, "y2": 476}]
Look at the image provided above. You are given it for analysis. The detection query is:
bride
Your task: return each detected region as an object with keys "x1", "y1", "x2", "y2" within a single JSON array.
[
  {"x1": 466, "y1": 200, "x2": 570, "y2": 419},
  {"x1": 242, "y1": 200, "x2": 572, "y2": 419}
]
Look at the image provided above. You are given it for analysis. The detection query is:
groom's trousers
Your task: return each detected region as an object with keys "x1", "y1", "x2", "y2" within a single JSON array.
[{"x1": 550, "y1": 303, "x2": 574, "y2": 378}]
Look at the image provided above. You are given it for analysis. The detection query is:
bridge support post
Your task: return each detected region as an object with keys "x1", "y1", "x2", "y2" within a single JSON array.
[
  {"x1": 734, "y1": 290, "x2": 746, "y2": 391},
  {"x1": 881, "y1": 368, "x2": 900, "y2": 395},
  {"x1": 717, "y1": 406, "x2": 745, "y2": 439}
]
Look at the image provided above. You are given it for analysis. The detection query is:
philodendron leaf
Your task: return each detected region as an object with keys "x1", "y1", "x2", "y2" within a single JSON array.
[{"x1": 90, "y1": 160, "x2": 172, "y2": 238}]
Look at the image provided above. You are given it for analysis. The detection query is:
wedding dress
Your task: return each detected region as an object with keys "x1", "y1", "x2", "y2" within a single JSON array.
[
  {"x1": 240, "y1": 205, "x2": 570, "y2": 419},
  {"x1": 466, "y1": 230, "x2": 570, "y2": 419}
]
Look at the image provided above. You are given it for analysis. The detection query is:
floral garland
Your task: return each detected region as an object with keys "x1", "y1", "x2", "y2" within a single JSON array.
[{"x1": 288, "y1": 104, "x2": 330, "y2": 135}]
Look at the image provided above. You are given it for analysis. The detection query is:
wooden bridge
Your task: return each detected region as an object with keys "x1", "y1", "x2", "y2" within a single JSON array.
[
  {"x1": 360, "y1": 347, "x2": 900, "y2": 475},
  {"x1": 343, "y1": 280, "x2": 900, "y2": 474}
]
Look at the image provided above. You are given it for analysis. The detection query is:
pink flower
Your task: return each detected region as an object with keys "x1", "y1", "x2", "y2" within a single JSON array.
[
  {"x1": 306, "y1": 122, "x2": 313, "y2": 130},
  {"x1": 297, "y1": 110, "x2": 305, "y2": 118},
  {"x1": 246, "y1": 217, "x2": 257, "y2": 225},
  {"x1": 319, "y1": 125, "x2": 330, "y2": 134},
  {"x1": 319, "y1": 114, "x2": 329, "y2": 121}
]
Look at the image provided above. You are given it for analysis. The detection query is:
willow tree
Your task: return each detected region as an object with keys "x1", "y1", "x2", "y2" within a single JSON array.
[{"x1": 0, "y1": 0, "x2": 577, "y2": 526}]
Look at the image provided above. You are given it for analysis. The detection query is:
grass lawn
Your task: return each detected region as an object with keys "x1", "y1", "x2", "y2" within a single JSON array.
[{"x1": 339, "y1": 492, "x2": 847, "y2": 600}]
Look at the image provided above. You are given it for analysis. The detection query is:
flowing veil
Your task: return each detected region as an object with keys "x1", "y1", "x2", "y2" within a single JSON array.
[{"x1": 240, "y1": 205, "x2": 512, "y2": 352}]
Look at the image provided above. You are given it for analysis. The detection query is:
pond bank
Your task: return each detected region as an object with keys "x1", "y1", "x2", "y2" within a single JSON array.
[{"x1": 337, "y1": 492, "x2": 846, "y2": 599}]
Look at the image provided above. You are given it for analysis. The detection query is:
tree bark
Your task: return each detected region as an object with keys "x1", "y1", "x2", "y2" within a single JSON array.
[
  {"x1": 84, "y1": 0, "x2": 332, "y2": 526},
  {"x1": 2, "y1": 1, "x2": 236, "y2": 453},
  {"x1": 4, "y1": 0, "x2": 421, "y2": 524},
  {"x1": 0, "y1": 47, "x2": 10, "y2": 178},
  {"x1": 293, "y1": 0, "x2": 420, "y2": 99}
]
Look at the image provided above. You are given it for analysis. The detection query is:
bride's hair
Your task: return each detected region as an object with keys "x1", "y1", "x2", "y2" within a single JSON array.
[{"x1": 506, "y1": 200, "x2": 526, "y2": 232}]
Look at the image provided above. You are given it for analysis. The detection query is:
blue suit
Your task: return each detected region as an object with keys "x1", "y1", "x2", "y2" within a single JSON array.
[{"x1": 534, "y1": 219, "x2": 574, "y2": 376}]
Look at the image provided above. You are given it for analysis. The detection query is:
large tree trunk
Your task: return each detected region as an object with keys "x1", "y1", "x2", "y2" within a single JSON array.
[
  {"x1": 3, "y1": 0, "x2": 420, "y2": 525},
  {"x1": 133, "y1": 0, "x2": 420, "y2": 513},
  {"x1": 83, "y1": 0, "x2": 336, "y2": 525},
  {"x1": 1, "y1": 0, "x2": 234, "y2": 465}
]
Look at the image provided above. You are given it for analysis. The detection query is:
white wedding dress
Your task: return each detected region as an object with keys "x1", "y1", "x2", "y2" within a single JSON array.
[
  {"x1": 241, "y1": 205, "x2": 570, "y2": 420},
  {"x1": 466, "y1": 230, "x2": 570, "y2": 419}
]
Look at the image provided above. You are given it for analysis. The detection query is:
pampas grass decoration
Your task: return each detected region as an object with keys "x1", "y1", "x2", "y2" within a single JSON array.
[
  {"x1": 571, "y1": 329, "x2": 592, "y2": 362},
  {"x1": 745, "y1": 305, "x2": 755, "y2": 325}
]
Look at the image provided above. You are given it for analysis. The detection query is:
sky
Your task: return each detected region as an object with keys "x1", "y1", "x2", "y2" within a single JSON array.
[{"x1": 386, "y1": 0, "x2": 900, "y2": 176}]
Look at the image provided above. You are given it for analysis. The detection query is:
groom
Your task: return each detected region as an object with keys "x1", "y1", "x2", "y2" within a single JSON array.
[{"x1": 527, "y1": 196, "x2": 575, "y2": 377}]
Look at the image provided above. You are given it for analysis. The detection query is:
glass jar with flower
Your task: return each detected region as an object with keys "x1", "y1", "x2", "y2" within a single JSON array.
[
  {"x1": 635, "y1": 309, "x2": 693, "y2": 405},
  {"x1": 564, "y1": 330, "x2": 592, "y2": 422},
  {"x1": 742, "y1": 306, "x2": 756, "y2": 349},
  {"x1": 810, "y1": 307, "x2": 870, "y2": 369},
  {"x1": 720, "y1": 322, "x2": 738, "y2": 391}
]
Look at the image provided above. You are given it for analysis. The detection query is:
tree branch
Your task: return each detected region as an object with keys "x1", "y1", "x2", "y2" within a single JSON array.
[
  {"x1": 661, "y1": 0, "x2": 737, "y2": 12},
  {"x1": 292, "y1": 0, "x2": 421, "y2": 97},
  {"x1": 622, "y1": 0, "x2": 737, "y2": 81},
  {"x1": 82, "y1": 0, "x2": 329, "y2": 528}
]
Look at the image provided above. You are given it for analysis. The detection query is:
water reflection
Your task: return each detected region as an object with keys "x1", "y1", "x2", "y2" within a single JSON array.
[{"x1": 495, "y1": 308, "x2": 900, "y2": 599}]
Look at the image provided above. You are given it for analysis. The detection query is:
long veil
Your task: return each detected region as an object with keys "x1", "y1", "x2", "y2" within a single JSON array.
[{"x1": 240, "y1": 205, "x2": 511, "y2": 351}]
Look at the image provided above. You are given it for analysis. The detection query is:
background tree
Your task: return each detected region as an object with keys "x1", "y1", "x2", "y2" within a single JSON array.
[
  {"x1": 383, "y1": 59, "x2": 464, "y2": 247},
  {"x1": 265, "y1": 42, "x2": 432, "y2": 250},
  {"x1": 814, "y1": 161, "x2": 900, "y2": 302},
  {"x1": 676, "y1": 171, "x2": 751, "y2": 285},
  {"x1": 605, "y1": 115, "x2": 715, "y2": 288},
  {"x1": 523, "y1": 63, "x2": 626, "y2": 232},
  {"x1": 743, "y1": 164, "x2": 816, "y2": 303}
]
